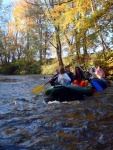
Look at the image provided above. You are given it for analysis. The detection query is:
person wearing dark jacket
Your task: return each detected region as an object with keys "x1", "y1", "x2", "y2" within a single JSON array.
[
  {"x1": 49, "y1": 69, "x2": 59, "y2": 86},
  {"x1": 65, "y1": 65, "x2": 74, "y2": 83}
]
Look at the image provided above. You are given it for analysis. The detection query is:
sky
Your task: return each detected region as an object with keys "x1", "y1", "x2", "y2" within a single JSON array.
[{"x1": 2, "y1": 0, "x2": 18, "y2": 5}]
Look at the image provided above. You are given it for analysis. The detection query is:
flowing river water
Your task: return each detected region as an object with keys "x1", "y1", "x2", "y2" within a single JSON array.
[{"x1": 0, "y1": 75, "x2": 113, "y2": 150}]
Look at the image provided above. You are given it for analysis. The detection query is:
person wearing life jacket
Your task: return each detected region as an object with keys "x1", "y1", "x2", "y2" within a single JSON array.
[
  {"x1": 57, "y1": 66, "x2": 71, "y2": 85},
  {"x1": 73, "y1": 67, "x2": 86, "y2": 87},
  {"x1": 65, "y1": 65, "x2": 74, "y2": 83}
]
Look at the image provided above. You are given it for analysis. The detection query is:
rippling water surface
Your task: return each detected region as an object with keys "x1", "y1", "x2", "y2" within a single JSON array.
[{"x1": 0, "y1": 75, "x2": 113, "y2": 150}]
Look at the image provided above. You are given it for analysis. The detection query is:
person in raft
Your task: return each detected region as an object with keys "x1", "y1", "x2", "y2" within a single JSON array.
[
  {"x1": 49, "y1": 69, "x2": 60, "y2": 86},
  {"x1": 65, "y1": 65, "x2": 74, "y2": 83},
  {"x1": 57, "y1": 66, "x2": 71, "y2": 85},
  {"x1": 89, "y1": 66, "x2": 97, "y2": 79},
  {"x1": 73, "y1": 67, "x2": 86, "y2": 87},
  {"x1": 95, "y1": 66, "x2": 105, "y2": 80}
]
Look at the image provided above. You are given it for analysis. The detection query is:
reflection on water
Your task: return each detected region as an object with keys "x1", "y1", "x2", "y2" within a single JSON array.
[{"x1": 0, "y1": 75, "x2": 113, "y2": 149}]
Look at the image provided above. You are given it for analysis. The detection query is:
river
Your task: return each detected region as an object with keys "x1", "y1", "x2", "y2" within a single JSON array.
[{"x1": 0, "y1": 75, "x2": 113, "y2": 150}]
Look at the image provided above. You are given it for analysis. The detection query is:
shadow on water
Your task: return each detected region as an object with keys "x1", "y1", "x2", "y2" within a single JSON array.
[{"x1": 0, "y1": 75, "x2": 113, "y2": 150}]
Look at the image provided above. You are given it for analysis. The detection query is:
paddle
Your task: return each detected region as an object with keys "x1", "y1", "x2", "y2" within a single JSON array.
[
  {"x1": 32, "y1": 74, "x2": 59, "y2": 94},
  {"x1": 91, "y1": 79, "x2": 103, "y2": 92},
  {"x1": 72, "y1": 59, "x2": 104, "y2": 92},
  {"x1": 32, "y1": 81, "x2": 50, "y2": 94}
]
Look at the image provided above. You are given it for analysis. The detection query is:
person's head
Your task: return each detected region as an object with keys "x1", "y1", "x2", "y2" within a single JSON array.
[
  {"x1": 74, "y1": 67, "x2": 84, "y2": 82},
  {"x1": 74, "y1": 67, "x2": 81, "y2": 74},
  {"x1": 56, "y1": 69, "x2": 60, "y2": 74},
  {"x1": 65, "y1": 65, "x2": 70, "y2": 73},
  {"x1": 92, "y1": 68, "x2": 95, "y2": 72},
  {"x1": 80, "y1": 66, "x2": 84, "y2": 70},
  {"x1": 59, "y1": 66, "x2": 65, "y2": 74},
  {"x1": 91, "y1": 66, "x2": 96, "y2": 72},
  {"x1": 96, "y1": 66, "x2": 101, "y2": 71}
]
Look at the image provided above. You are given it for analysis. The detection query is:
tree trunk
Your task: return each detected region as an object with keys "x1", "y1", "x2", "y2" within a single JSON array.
[{"x1": 55, "y1": 25, "x2": 64, "y2": 66}]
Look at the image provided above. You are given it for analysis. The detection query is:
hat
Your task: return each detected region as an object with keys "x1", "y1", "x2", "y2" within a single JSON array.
[{"x1": 92, "y1": 66, "x2": 95, "y2": 68}]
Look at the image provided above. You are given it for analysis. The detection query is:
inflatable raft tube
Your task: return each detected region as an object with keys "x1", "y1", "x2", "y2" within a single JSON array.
[{"x1": 44, "y1": 84, "x2": 93, "y2": 103}]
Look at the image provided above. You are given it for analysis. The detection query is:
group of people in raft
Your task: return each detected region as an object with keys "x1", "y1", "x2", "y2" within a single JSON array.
[{"x1": 49, "y1": 65, "x2": 105, "y2": 87}]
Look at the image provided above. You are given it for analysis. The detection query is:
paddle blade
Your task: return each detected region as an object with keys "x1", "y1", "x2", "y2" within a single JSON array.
[
  {"x1": 32, "y1": 84, "x2": 44, "y2": 94},
  {"x1": 91, "y1": 80, "x2": 103, "y2": 92}
]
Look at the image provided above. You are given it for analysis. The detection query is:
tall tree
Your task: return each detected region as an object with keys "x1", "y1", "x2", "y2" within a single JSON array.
[
  {"x1": 12, "y1": 0, "x2": 50, "y2": 64},
  {"x1": 43, "y1": 0, "x2": 64, "y2": 66}
]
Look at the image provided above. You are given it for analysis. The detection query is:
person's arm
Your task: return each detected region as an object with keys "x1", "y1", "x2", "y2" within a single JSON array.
[
  {"x1": 73, "y1": 74, "x2": 76, "y2": 80},
  {"x1": 58, "y1": 74, "x2": 62, "y2": 83},
  {"x1": 63, "y1": 73, "x2": 71, "y2": 81},
  {"x1": 68, "y1": 72, "x2": 74, "y2": 82},
  {"x1": 50, "y1": 73, "x2": 58, "y2": 82}
]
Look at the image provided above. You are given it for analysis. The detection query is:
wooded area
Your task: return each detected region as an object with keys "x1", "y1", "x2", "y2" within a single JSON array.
[{"x1": 0, "y1": 0, "x2": 113, "y2": 75}]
